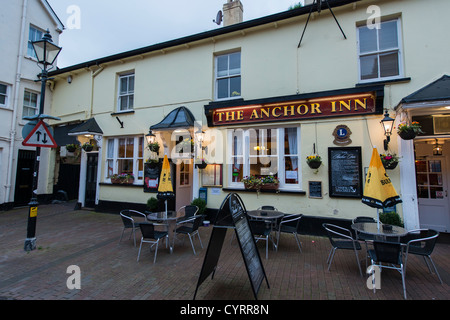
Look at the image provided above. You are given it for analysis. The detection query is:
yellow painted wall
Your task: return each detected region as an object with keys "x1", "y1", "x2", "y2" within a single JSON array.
[{"x1": 48, "y1": 0, "x2": 450, "y2": 220}]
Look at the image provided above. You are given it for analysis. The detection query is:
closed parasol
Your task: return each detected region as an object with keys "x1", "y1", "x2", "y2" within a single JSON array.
[
  {"x1": 362, "y1": 148, "x2": 402, "y2": 228},
  {"x1": 157, "y1": 155, "x2": 174, "y2": 215}
]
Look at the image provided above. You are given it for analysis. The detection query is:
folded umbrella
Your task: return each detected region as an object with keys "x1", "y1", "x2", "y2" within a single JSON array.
[
  {"x1": 157, "y1": 155, "x2": 174, "y2": 215},
  {"x1": 362, "y1": 148, "x2": 402, "y2": 209},
  {"x1": 362, "y1": 148, "x2": 402, "y2": 228}
]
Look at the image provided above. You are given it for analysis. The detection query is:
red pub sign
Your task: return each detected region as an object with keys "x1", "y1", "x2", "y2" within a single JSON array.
[{"x1": 210, "y1": 92, "x2": 378, "y2": 126}]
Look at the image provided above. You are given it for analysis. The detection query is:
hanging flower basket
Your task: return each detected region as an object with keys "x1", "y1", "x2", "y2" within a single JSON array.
[
  {"x1": 397, "y1": 121, "x2": 423, "y2": 140},
  {"x1": 148, "y1": 142, "x2": 160, "y2": 153},
  {"x1": 380, "y1": 153, "x2": 399, "y2": 170},
  {"x1": 82, "y1": 143, "x2": 94, "y2": 152},
  {"x1": 195, "y1": 161, "x2": 208, "y2": 169},
  {"x1": 306, "y1": 155, "x2": 322, "y2": 169},
  {"x1": 66, "y1": 144, "x2": 78, "y2": 152}
]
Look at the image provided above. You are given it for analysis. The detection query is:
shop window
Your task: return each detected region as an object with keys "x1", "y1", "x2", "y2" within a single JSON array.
[
  {"x1": 228, "y1": 127, "x2": 301, "y2": 190},
  {"x1": 22, "y1": 90, "x2": 38, "y2": 118},
  {"x1": 106, "y1": 136, "x2": 144, "y2": 183},
  {"x1": 117, "y1": 73, "x2": 134, "y2": 111},
  {"x1": 27, "y1": 25, "x2": 43, "y2": 59},
  {"x1": 215, "y1": 52, "x2": 241, "y2": 100},
  {"x1": 0, "y1": 83, "x2": 10, "y2": 108},
  {"x1": 357, "y1": 19, "x2": 403, "y2": 82}
]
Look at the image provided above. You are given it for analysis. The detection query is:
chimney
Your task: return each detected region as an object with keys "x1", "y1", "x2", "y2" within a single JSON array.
[{"x1": 223, "y1": 0, "x2": 243, "y2": 26}]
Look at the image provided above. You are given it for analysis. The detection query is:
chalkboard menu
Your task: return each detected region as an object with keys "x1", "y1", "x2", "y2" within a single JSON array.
[
  {"x1": 194, "y1": 193, "x2": 269, "y2": 300},
  {"x1": 308, "y1": 181, "x2": 322, "y2": 198},
  {"x1": 328, "y1": 147, "x2": 362, "y2": 198},
  {"x1": 143, "y1": 162, "x2": 161, "y2": 193}
]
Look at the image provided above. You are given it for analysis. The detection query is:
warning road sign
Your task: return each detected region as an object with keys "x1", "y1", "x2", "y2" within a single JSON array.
[{"x1": 22, "y1": 120, "x2": 57, "y2": 148}]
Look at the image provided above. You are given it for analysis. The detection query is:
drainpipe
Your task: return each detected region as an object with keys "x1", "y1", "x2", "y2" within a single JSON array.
[
  {"x1": 5, "y1": 0, "x2": 28, "y2": 205},
  {"x1": 89, "y1": 66, "x2": 104, "y2": 118}
]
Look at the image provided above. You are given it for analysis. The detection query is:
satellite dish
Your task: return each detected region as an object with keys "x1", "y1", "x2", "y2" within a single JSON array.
[{"x1": 213, "y1": 10, "x2": 223, "y2": 25}]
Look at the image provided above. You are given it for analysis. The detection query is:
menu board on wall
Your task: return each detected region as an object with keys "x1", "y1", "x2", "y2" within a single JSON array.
[
  {"x1": 328, "y1": 147, "x2": 363, "y2": 198},
  {"x1": 143, "y1": 162, "x2": 161, "y2": 193}
]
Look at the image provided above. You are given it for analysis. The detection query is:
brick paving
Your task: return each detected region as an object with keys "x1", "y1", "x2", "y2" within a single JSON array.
[{"x1": 0, "y1": 202, "x2": 449, "y2": 302}]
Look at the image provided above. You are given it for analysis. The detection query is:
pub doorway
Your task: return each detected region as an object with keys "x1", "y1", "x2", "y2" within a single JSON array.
[
  {"x1": 14, "y1": 150, "x2": 36, "y2": 206},
  {"x1": 414, "y1": 140, "x2": 450, "y2": 232}
]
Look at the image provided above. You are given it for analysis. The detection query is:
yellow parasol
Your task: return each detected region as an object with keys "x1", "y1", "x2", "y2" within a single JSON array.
[
  {"x1": 157, "y1": 155, "x2": 174, "y2": 214},
  {"x1": 362, "y1": 148, "x2": 402, "y2": 227}
]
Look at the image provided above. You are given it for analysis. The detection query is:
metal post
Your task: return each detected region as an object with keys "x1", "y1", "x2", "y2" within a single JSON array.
[{"x1": 24, "y1": 70, "x2": 47, "y2": 252}]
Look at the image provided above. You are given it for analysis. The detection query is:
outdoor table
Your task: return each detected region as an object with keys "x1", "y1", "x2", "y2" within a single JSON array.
[
  {"x1": 247, "y1": 209, "x2": 285, "y2": 250},
  {"x1": 146, "y1": 211, "x2": 183, "y2": 253},
  {"x1": 351, "y1": 222, "x2": 408, "y2": 242}
]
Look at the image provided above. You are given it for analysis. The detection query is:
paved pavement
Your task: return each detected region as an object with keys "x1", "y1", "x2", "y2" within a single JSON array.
[{"x1": 0, "y1": 202, "x2": 449, "y2": 304}]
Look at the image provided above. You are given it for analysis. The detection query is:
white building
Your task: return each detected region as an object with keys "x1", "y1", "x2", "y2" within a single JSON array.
[{"x1": 0, "y1": 0, "x2": 63, "y2": 209}]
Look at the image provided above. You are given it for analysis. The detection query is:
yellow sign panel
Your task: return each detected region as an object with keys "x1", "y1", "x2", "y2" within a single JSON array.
[
  {"x1": 30, "y1": 207, "x2": 38, "y2": 218},
  {"x1": 158, "y1": 155, "x2": 173, "y2": 193}
]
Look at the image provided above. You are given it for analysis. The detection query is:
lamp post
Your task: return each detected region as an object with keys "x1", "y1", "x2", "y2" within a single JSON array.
[
  {"x1": 380, "y1": 109, "x2": 395, "y2": 151},
  {"x1": 24, "y1": 30, "x2": 62, "y2": 251}
]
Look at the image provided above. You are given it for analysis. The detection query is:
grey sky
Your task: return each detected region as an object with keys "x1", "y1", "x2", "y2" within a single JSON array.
[{"x1": 47, "y1": 0, "x2": 304, "y2": 68}]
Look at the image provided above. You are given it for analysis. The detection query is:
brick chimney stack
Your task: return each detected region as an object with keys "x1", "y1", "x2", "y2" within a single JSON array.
[{"x1": 223, "y1": 0, "x2": 243, "y2": 26}]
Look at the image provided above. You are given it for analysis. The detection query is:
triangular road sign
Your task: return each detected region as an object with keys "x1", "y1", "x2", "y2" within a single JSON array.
[{"x1": 22, "y1": 120, "x2": 57, "y2": 148}]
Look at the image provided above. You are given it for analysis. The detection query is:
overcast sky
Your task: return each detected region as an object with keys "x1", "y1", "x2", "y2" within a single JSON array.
[{"x1": 47, "y1": 0, "x2": 304, "y2": 68}]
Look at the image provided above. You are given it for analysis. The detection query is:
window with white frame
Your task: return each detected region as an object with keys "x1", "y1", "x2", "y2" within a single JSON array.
[
  {"x1": 28, "y1": 26, "x2": 43, "y2": 59},
  {"x1": 106, "y1": 136, "x2": 144, "y2": 183},
  {"x1": 0, "y1": 83, "x2": 10, "y2": 108},
  {"x1": 228, "y1": 127, "x2": 301, "y2": 189},
  {"x1": 117, "y1": 73, "x2": 134, "y2": 111},
  {"x1": 215, "y1": 52, "x2": 241, "y2": 100},
  {"x1": 357, "y1": 19, "x2": 403, "y2": 82},
  {"x1": 22, "y1": 90, "x2": 38, "y2": 118}
]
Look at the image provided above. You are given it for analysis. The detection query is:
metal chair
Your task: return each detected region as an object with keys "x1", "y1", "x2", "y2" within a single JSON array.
[
  {"x1": 257, "y1": 205, "x2": 278, "y2": 210},
  {"x1": 249, "y1": 219, "x2": 274, "y2": 259},
  {"x1": 352, "y1": 216, "x2": 377, "y2": 266},
  {"x1": 368, "y1": 240, "x2": 407, "y2": 299},
  {"x1": 323, "y1": 223, "x2": 363, "y2": 277},
  {"x1": 175, "y1": 205, "x2": 199, "y2": 226},
  {"x1": 275, "y1": 214, "x2": 303, "y2": 253},
  {"x1": 119, "y1": 210, "x2": 147, "y2": 247},
  {"x1": 173, "y1": 215, "x2": 203, "y2": 255},
  {"x1": 403, "y1": 229, "x2": 443, "y2": 284},
  {"x1": 137, "y1": 223, "x2": 169, "y2": 263}
]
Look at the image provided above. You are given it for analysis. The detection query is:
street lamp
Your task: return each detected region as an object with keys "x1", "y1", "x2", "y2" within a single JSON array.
[
  {"x1": 24, "y1": 30, "x2": 62, "y2": 252},
  {"x1": 380, "y1": 109, "x2": 395, "y2": 151}
]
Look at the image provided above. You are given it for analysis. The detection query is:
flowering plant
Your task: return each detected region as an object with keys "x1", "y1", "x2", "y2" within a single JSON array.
[
  {"x1": 380, "y1": 153, "x2": 399, "y2": 168},
  {"x1": 109, "y1": 173, "x2": 134, "y2": 184},
  {"x1": 242, "y1": 175, "x2": 263, "y2": 187},
  {"x1": 306, "y1": 155, "x2": 322, "y2": 163},
  {"x1": 261, "y1": 175, "x2": 280, "y2": 184},
  {"x1": 147, "y1": 141, "x2": 160, "y2": 153},
  {"x1": 397, "y1": 121, "x2": 423, "y2": 134}
]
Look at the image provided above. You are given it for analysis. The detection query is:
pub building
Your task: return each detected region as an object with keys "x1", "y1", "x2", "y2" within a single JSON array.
[{"x1": 44, "y1": 0, "x2": 450, "y2": 234}]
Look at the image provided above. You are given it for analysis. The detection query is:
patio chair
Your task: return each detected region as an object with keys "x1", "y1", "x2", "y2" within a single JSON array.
[
  {"x1": 257, "y1": 205, "x2": 278, "y2": 210},
  {"x1": 368, "y1": 240, "x2": 407, "y2": 299},
  {"x1": 323, "y1": 223, "x2": 363, "y2": 277},
  {"x1": 119, "y1": 210, "x2": 147, "y2": 247},
  {"x1": 275, "y1": 214, "x2": 303, "y2": 253},
  {"x1": 249, "y1": 219, "x2": 273, "y2": 259},
  {"x1": 175, "y1": 205, "x2": 199, "y2": 226},
  {"x1": 137, "y1": 223, "x2": 169, "y2": 263},
  {"x1": 352, "y1": 216, "x2": 377, "y2": 265},
  {"x1": 403, "y1": 229, "x2": 443, "y2": 284},
  {"x1": 173, "y1": 215, "x2": 203, "y2": 255}
]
